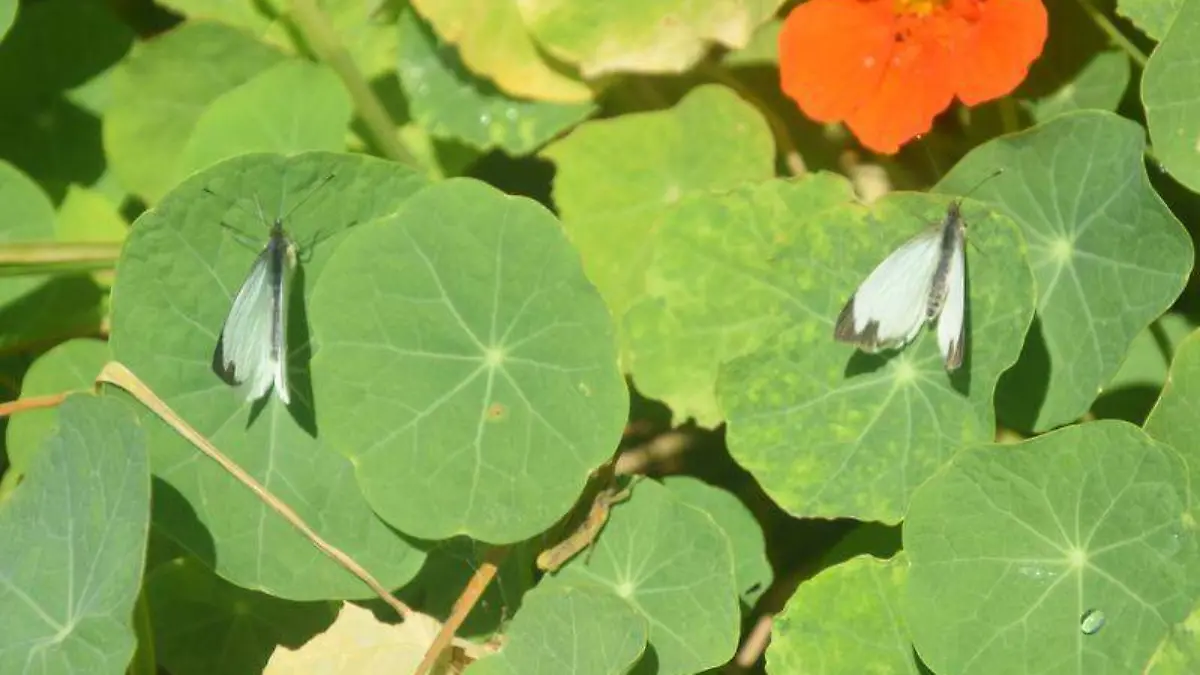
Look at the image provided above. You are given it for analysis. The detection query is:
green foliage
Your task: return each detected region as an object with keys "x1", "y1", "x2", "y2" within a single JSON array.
[
  {"x1": 5, "y1": 1, "x2": 1200, "y2": 674},
  {"x1": 904, "y1": 421, "x2": 1199, "y2": 675},
  {"x1": 0, "y1": 395, "x2": 150, "y2": 674}
]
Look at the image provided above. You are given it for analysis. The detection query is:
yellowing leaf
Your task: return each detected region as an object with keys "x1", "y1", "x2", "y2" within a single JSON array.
[
  {"x1": 518, "y1": 0, "x2": 785, "y2": 78},
  {"x1": 410, "y1": 0, "x2": 591, "y2": 102},
  {"x1": 266, "y1": 603, "x2": 450, "y2": 674}
]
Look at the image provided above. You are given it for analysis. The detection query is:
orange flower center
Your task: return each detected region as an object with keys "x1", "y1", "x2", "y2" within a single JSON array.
[{"x1": 892, "y1": 0, "x2": 944, "y2": 16}]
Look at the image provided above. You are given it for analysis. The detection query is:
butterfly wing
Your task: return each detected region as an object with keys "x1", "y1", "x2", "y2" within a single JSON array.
[
  {"x1": 936, "y1": 233, "x2": 966, "y2": 370},
  {"x1": 834, "y1": 230, "x2": 943, "y2": 353},
  {"x1": 214, "y1": 248, "x2": 284, "y2": 403}
]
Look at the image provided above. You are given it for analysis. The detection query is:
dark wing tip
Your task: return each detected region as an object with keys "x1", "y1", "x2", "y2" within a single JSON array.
[
  {"x1": 211, "y1": 334, "x2": 242, "y2": 386},
  {"x1": 834, "y1": 297, "x2": 885, "y2": 351},
  {"x1": 944, "y1": 336, "x2": 965, "y2": 371}
]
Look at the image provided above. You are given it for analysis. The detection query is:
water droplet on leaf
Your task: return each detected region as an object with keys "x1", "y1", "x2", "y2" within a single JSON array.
[{"x1": 1080, "y1": 609, "x2": 1105, "y2": 635}]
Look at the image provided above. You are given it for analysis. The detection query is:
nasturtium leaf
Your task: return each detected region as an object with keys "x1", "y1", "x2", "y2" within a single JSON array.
[
  {"x1": 1144, "y1": 0, "x2": 1200, "y2": 194},
  {"x1": 517, "y1": 0, "x2": 785, "y2": 78},
  {"x1": 720, "y1": 194, "x2": 1035, "y2": 523},
  {"x1": 663, "y1": 476, "x2": 772, "y2": 605},
  {"x1": 180, "y1": 60, "x2": 352, "y2": 177},
  {"x1": 543, "y1": 84, "x2": 774, "y2": 327},
  {"x1": 465, "y1": 581, "x2": 647, "y2": 675},
  {"x1": 1118, "y1": 0, "x2": 1183, "y2": 41},
  {"x1": 310, "y1": 178, "x2": 627, "y2": 543},
  {"x1": 768, "y1": 555, "x2": 918, "y2": 673},
  {"x1": 265, "y1": 603, "x2": 445, "y2": 674},
  {"x1": 409, "y1": 0, "x2": 592, "y2": 103},
  {"x1": 0, "y1": 395, "x2": 149, "y2": 674},
  {"x1": 543, "y1": 479, "x2": 739, "y2": 675},
  {"x1": 937, "y1": 112, "x2": 1193, "y2": 432},
  {"x1": 397, "y1": 9, "x2": 594, "y2": 155},
  {"x1": 57, "y1": 184, "x2": 127, "y2": 244},
  {"x1": 110, "y1": 152, "x2": 428, "y2": 599},
  {"x1": 723, "y1": 19, "x2": 781, "y2": 67},
  {"x1": 154, "y1": 0, "x2": 269, "y2": 37},
  {"x1": 0, "y1": 159, "x2": 57, "y2": 304},
  {"x1": 1029, "y1": 51, "x2": 1130, "y2": 123},
  {"x1": 622, "y1": 174, "x2": 857, "y2": 425},
  {"x1": 104, "y1": 21, "x2": 285, "y2": 203},
  {"x1": 1146, "y1": 607, "x2": 1200, "y2": 674},
  {"x1": 1145, "y1": 329, "x2": 1200, "y2": 520},
  {"x1": 904, "y1": 421, "x2": 1200, "y2": 675},
  {"x1": 5, "y1": 338, "x2": 110, "y2": 484},
  {"x1": 147, "y1": 557, "x2": 337, "y2": 675}
]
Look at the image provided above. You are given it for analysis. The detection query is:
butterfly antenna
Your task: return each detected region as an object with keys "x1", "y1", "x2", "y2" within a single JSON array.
[
  {"x1": 277, "y1": 172, "x2": 337, "y2": 225},
  {"x1": 957, "y1": 168, "x2": 1005, "y2": 202}
]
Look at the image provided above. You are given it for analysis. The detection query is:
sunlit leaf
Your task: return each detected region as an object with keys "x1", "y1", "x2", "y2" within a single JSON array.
[
  {"x1": 720, "y1": 193, "x2": 1035, "y2": 523},
  {"x1": 409, "y1": 0, "x2": 592, "y2": 102},
  {"x1": 1144, "y1": 0, "x2": 1200, "y2": 194},
  {"x1": 937, "y1": 112, "x2": 1192, "y2": 431},
  {"x1": 465, "y1": 581, "x2": 647, "y2": 675},
  {"x1": 265, "y1": 603, "x2": 446, "y2": 674},
  {"x1": 109, "y1": 151, "x2": 428, "y2": 598},
  {"x1": 1028, "y1": 51, "x2": 1130, "y2": 122},
  {"x1": 397, "y1": 9, "x2": 593, "y2": 155},
  {"x1": 104, "y1": 21, "x2": 285, "y2": 203},
  {"x1": 543, "y1": 479, "x2": 739, "y2": 675},
  {"x1": 904, "y1": 421, "x2": 1200, "y2": 675},
  {"x1": 767, "y1": 555, "x2": 918, "y2": 673},
  {"x1": 1118, "y1": 0, "x2": 1183, "y2": 40},
  {"x1": 517, "y1": 0, "x2": 785, "y2": 77},
  {"x1": 310, "y1": 178, "x2": 628, "y2": 543}
]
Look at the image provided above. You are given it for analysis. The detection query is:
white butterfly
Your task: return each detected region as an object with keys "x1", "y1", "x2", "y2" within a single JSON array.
[
  {"x1": 834, "y1": 200, "x2": 968, "y2": 370},
  {"x1": 213, "y1": 218, "x2": 297, "y2": 404},
  {"x1": 211, "y1": 175, "x2": 334, "y2": 405}
]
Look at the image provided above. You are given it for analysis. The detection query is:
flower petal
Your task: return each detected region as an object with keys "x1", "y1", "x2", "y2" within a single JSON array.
[
  {"x1": 844, "y1": 37, "x2": 957, "y2": 154},
  {"x1": 951, "y1": 0, "x2": 1049, "y2": 105},
  {"x1": 779, "y1": 0, "x2": 897, "y2": 122}
]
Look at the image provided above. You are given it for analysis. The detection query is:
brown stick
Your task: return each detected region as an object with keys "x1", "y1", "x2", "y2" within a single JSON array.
[
  {"x1": 0, "y1": 392, "x2": 68, "y2": 418},
  {"x1": 95, "y1": 361, "x2": 414, "y2": 620},
  {"x1": 414, "y1": 545, "x2": 510, "y2": 675}
]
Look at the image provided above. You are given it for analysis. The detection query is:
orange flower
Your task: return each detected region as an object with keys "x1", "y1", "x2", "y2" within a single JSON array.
[{"x1": 778, "y1": 0, "x2": 1048, "y2": 154}]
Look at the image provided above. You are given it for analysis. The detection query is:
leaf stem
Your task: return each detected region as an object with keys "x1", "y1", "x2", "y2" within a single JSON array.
[
  {"x1": 1075, "y1": 0, "x2": 1149, "y2": 68},
  {"x1": 0, "y1": 392, "x2": 69, "y2": 418},
  {"x1": 414, "y1": 545, "x2": 509, "y2": 675},
  {"x1": 287, "y1": 0, "x2": 418, "y2": 167},
  {"x1": 96, "y1": 361, "x2": 415, "y2": 620},
  {"x1": 0, "y1": 242, "x2": 120, "y2": 277}
]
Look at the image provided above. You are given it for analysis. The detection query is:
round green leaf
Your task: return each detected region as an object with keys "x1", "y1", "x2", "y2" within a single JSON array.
[
  {"x1": 720, "y1": 193, "x2": 1035, "y2": 523},
  {"x1": 543, "y1": 479, "x2": 740, "y2": 675},
  {"x1": 1145, "y1": 328, "x2": 1200, "y2": 522},
  {"x1": 148, "y1": 557, "x2": 337, "y2": 675},
  {"x1": 409, "y1": 0, "x2": 592, "y2": 102},
  {"x1": 0, "y1": 395, "x2": 149, "y2": 674},
  {"x1": 937, "y1": 112, "x2": 1193, "y2": 432},
  {"x1": 1146, "y1": 607, "x2": 1200, "y2": 673},
  {"x1": 5, "y1": 338, "x2": 110, "y2": 481},
  {"x1": 181, "y1": 60, "x2": 353, "y2": 177},
  {"x1": 1093, "y1": 314, "x2": 1196, "y2": 423},
  {"x1": 104, "y1": 21, "x2": 285, "y2": 203},
  {"x1": 662, "y1": 476, "x2": 772, "y2": 605},
  {"x1": 109, "y1": 151, "x2": 429, "y2": 599},
  {"x1": 1028, "y1": 51, "x2": 1130, "y2": 123},
  {"x1": 397, "y1": 9, "x2": 594, "y2": 155},
  {"x1": 1144, "y1": 0, "x2": 1200, "y2": 194},
  {"x1": 310, "y1": 178, "x2": 628, "y2": 543},
  {"x1": 543, "y1": 84, "x2": 774, "y2": 328},
  {"x1": 465, "y1": 581, "x2": 647, "y2": 675},
  {"x1": 768, "y1": 555, "x2": 919, "y2": 674},
  {"x1": 904, "y1": 421, "x2": 1200, "y2": 675},
  {"x1": 517, "y1": 0, "x2": 784, "y2": 77},
  {"x1": 1118, "y1": 0, "x2": 1182, "y2": 40},
  {"x1": 622, "y1": 174, "x2": 857, "y2": 425}
]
